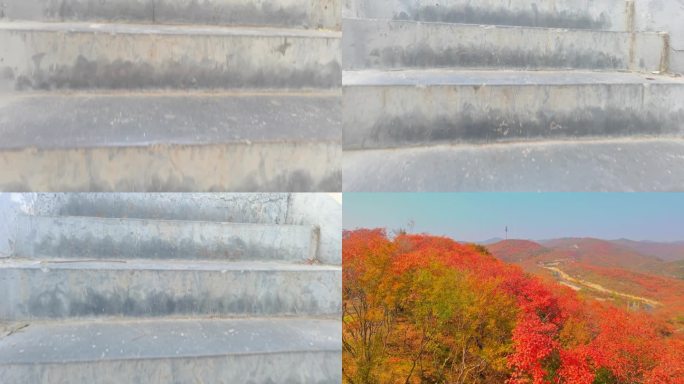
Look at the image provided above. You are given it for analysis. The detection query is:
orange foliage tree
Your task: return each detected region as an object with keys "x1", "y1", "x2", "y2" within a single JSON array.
[{"x1": 342, "y1": 230, "x2": 684, "y2": 384}]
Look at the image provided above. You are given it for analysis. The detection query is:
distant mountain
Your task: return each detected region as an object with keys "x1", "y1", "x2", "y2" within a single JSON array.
[
  {"x1": 486, "y1": 239, "x2": 547, "y2": 263},
  {"x1": 478, "y1": 237, "x2": 504, "y2": 245},
  {"x1": 611, "y1": 239, "x2": 684, "y2": 262},
  {"x1": 487, "y1": 237, "x2": 684, "y2": 279},
  {"x1": 538, "y1": 238, "x2": 660, "y2": 272}
]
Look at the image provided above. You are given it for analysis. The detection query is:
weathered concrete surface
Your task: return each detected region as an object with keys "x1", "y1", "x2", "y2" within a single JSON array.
[
  {"x1": 14, "y1": 215, "x2": 316, "y2": 262},
  {"x1": 0, "y1": 22, "x2": 341, "y2": 90},
  {"x1": 0, "y1": 92, "x2": 342, "y2": 192},
  {"x1": 634, "y1": 0, "x2": 684, "y2": 74},
  {"x1": 343, "y1": 70, "x2": 684, "y2": 149},
  {"x1": 26, "y1": 193, "x2": 291, "y2": 224},
  {"x1": 343, "y1": 138, "x2": 684, "y2": 192},
  {"x1": 1, "y1": 0, "x2": 341, "y2": 30},
  {"x1": 14, "y1": 193, "x2": 342, "y2": 264},
  {"x1": 0, "y1": 194, "x2": 26, "y2": 257},
  {"x1": 0, "y1": 141, "x2": 342, "y2": 192},
  {"x1": 0, "y1": 92, "x2": 341, "y2": 150},
  {"x1": 0, "y1": 318, "x2": 341, "y2": 383},
  {"x1": 343, "y1": 0, "x2": 630, "y2": 31},
  {"x1": 343, "y1": 18, "x2": 666, "y2": 71},
  {"x1": 0, "y1": 259, "x2": 342, "y2": 320},
  {"x1": 287, "y1": 194, "x2": 342, "y2": 265}
]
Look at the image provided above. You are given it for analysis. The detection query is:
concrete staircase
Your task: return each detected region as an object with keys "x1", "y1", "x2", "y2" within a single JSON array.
[
  {"x1": 342, "y1": 0, "x2": 684, "y2": 191},
  {"x1": 0, "y1": 193, "x2": 342, "y2": 383},
  {"x1": 0, "y1": 0, "x2": 342, "y2": 192}
]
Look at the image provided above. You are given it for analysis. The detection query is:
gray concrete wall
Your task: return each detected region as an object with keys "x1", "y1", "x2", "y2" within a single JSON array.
[
  {"x1": 287, "y1": 194, "x2": 342, "y2": 265},
  {"x1": 1, "y1": 0, "x2": 341, "y2": 30},
  {"x1": 635, "y1": 0, "x2": 684, "y2": 74},
  {"x1": 343, "y1": 18, "x2": 666, "y2": 71},
  {"x1": 14, "y1": 215, "x2": 316, "y2": 262},
  {"x1": 343, "y1": 0, "x2": 630, "y2": 30},
  {"x1": 1, "y1": 351, "x2": 342, "y2": 384},
  {"x1": 343, "y1": 71, "x2": 684, "y2": 148},
  {"x1": 0, "y1": 142, "x2": 342, "y2": 192},
  {"x1": 26, "y1": 193, "x2": 291, "y2": 224},
  {"x1": 6, "y1": 193, "x2": 342, "y2": 264},
  {"x1": 0, "y1": 23, "x2": 341, "y2": 91},
  {"x1": 0, "y1": 259, "x2": 342, "y2": 320},
  {"x1": 0, "y1": 194, "x2": 31, "y2": 257}
]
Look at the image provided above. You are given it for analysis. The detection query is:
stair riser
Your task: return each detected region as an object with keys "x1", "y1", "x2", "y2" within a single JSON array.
[
  {"x1": 345, "y1": 0, "x2": 630, "y2": 31},
  {"x1": 0, "y1": 351, "x2": 342, "y2": 384},
  {"x1": 343, "y1": 83, "x2": 684, "y2": 148},
  {"x1": 0, "y1": 28, "x2": 341, "y2": 91},
  {"x1": 15, "y1": 216, "x2": 316, "y2": 262},
  {"x1": 23, "y1": 193, "x2": 291, "y2": 225},
  {"x1": 1, "y1": 0, "x2": 341, "y2": 30},
  {"x1": 0, "y1": 142, "x2": 342, "y2": 192},
  {"x1": 343, "y1": 19, "x2": 665, "y2": 71},
  {"x1": 0, "y1": 267, "x2": 341, "y2": 320}
]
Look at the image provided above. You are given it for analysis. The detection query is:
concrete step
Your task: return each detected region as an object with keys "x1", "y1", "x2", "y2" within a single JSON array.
[
  {"x1": 0, "y1": 91, "x2": 341, "y2": 192},
  {"x1": 14, "y1": 215, "x2": 319, "y2": 263},
  {"x1": 24, "y1": 193, "x2": 292, "y2": 225},
  {"x1": 0, "y1": 317, "x2": 341, "y2": 383},
  {"x1": 0, "y1": 259, "x2": 342, "y2": 320},
  {"x1": 343, "y1": 18, "x2": 666, "y2": 71},
  {"x1": 14, "y1": 193, "x2": 343, "y2": 266},
  {"x1": 344, "y1": 0, "x2": 631, "y2": 31},
  {"x1": 1, "y1": 0, "x2": 341, "y2": 30},
  {"x1": 343, "y1": 137, "x2": 684, "y2": 192},
  {"x1": 343, "y1": 70, "x2": 684, "y2": 149},
  {"x1": 0, "y1": 22, "x2": 341, "y2": 91}
]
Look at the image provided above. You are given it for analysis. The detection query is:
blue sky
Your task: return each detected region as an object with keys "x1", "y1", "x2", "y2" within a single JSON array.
[{"x1": 343, "y1": 193, "x2": 684, "y2": 242}]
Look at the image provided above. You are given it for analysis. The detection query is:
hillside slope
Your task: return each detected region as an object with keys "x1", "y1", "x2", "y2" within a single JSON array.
[{"x1": 344, "y1": 230, "x2": 684, "y2": 384}]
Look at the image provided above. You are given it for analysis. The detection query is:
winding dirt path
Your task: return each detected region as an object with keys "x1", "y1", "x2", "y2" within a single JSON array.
[{"x1": 543, "y1": 266, "x2": 662, "y2": 307}]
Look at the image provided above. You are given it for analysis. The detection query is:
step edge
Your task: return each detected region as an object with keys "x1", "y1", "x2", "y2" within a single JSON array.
[
  {"x1": 343, "y1": 135, "x2": 684, "y2": 153},
  {"x1": 0, "y1": 20, "x2": 342, "y2": 38},
  {"x1": 0, "y1": 258, "x2": 343, "y2": 271}
]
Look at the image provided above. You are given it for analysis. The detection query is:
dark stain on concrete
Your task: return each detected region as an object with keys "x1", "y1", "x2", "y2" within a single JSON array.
[
  {"x1": 55, "y1": 195, "x2": 288, "y2": 224},
  {"x1": 2, "y1": 1, "x2": 337, "y2": 28},
  {"x1": 0, "y1": 164, "x2": 342, "y2": 193},
  {"x1": 348, "y1": 108, "x2": 684, "y2": 149},
  {"x1": 33, "y1": 232, "x2": 304, "y2": 262},
  {"x1": 397, "y1": 6, "x2": 609, "y2": 30},
  {"x1": 155, "y1": 3, "x2": 310, "y2": 28},
  {"x1": 365, "y1": 45, "x2": 626, "y2": 70},
  {"x1": 1, "y1": 66, "x2": 14, "y2": 80},
  {"x1": 12, "y1": 55, "x2": 341, "y2": 90},
  {"x1": 24, "y1": 279, "x2": 334, "y2": 318},
  {"x1": 235, "y1": 169, "x2": 342, "y2": 193}
]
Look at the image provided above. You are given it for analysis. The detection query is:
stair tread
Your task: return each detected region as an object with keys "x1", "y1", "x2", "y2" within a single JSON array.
[
  {"x1": 0, "y1": 91, "x2": 341, "y2": 150},
  {"x1": 0, "y1": 258, "x2": 341, "y2": 271},
  {"x1": 343, "y1": 69, "x2": 684, "y2": 86},
  {"x1": 0, "y1": 21, "x2": 341, "y2": 38},
  {"x1": 0, "y1": 317, "x2": 341, "y2": 364},
  {"x1": 343, "y1": 137, "x2": 684, "y2": 192}
]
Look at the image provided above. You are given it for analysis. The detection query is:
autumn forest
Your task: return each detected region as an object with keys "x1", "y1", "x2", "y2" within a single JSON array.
[{"x1": 342, "y1": 229, "x2": 684, "y2": 384}]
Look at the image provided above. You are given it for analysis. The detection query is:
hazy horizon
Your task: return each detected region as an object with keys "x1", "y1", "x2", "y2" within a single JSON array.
[{"x1": 344, "y1": 193, "x2": 684, "y2": 243}]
